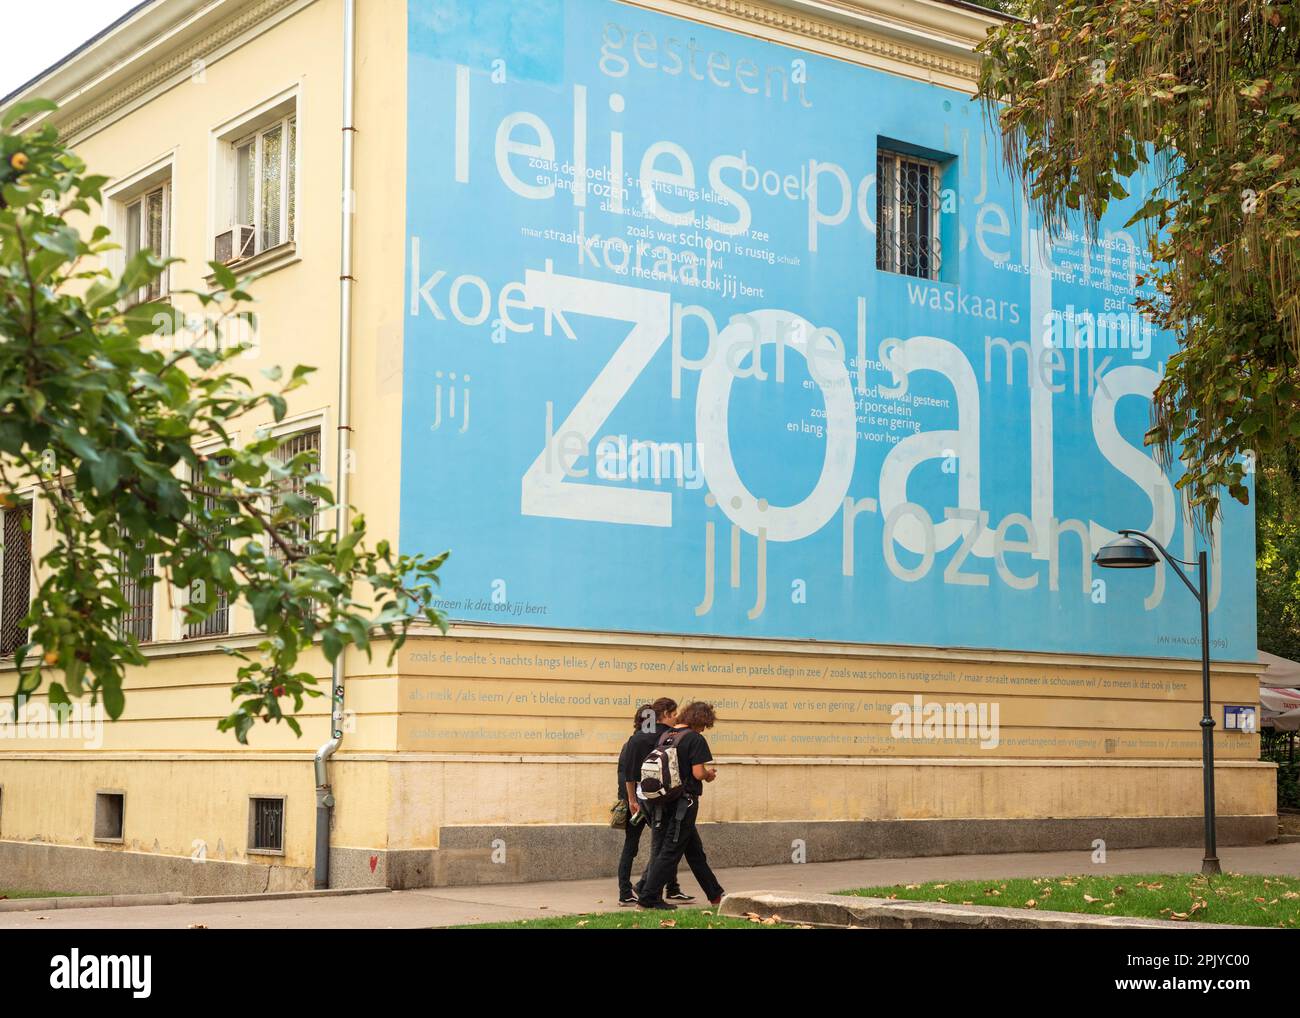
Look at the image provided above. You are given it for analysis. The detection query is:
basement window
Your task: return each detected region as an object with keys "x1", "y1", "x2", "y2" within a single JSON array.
[
  {"x1": 249, "y1": 796, "x2": 285, "y2": 854},
  {"x1": 94, "y1": 791, "x2": 125, "y2": 843}
]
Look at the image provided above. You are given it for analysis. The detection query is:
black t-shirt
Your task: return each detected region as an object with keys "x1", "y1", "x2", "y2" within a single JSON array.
[
  {"x1": 668, "y1": 728, "x2": 714, "y2": 797},
  {"x1": 616, "y1": 723, "x2": 672, "y2": 800}
]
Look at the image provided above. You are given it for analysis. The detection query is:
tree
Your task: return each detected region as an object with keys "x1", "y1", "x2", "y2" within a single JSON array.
[
  {"x1": 976, "y1": 0, "x2": 1300, "y2": 529},
  {"x1": 0, "y1": 100, "x2": 447, "y2": 742}
]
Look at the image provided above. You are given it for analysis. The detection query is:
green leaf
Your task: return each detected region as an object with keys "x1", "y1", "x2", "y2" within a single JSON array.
[{"x1": 2, "y1": 97, "x2": 58, "y2": 129}]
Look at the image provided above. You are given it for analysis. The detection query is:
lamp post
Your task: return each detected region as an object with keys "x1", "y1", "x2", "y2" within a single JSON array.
[{"x1": 1094, "y1": 530, "x2": 1221, "y2": 876}]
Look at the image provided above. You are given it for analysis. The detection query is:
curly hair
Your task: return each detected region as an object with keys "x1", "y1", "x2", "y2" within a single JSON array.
[{"x1": 675, "y1": 701, "x2": 717, "y2": 731}]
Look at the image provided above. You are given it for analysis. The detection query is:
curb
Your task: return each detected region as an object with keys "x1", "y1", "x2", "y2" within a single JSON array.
[
  {"x1": 719, "y1": 890, "x2": 1252, "y2": 930},
  {"x1": 0, "y1": 886, "x2": 391, "y2": 913},
  {"x1": 0, "y1": 892, "x2": 186, "y2": 913}
]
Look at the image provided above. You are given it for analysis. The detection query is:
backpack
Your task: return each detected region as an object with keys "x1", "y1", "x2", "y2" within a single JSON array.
[{"x1": 639, "y1": 727, "x2": 692, "y2": 805}]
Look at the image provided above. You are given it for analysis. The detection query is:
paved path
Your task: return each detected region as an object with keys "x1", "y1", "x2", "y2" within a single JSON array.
[{"x1": 3, "y1": 842, "x2": 1297, "y2": 929}]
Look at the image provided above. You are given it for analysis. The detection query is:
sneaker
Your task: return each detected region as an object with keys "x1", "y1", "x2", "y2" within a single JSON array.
[
  {"x1": 618, "y1": 892, "x2": 638, "y2": 907},
  {"x1": 666, "y1": 891, "x2": 695, "y2": 902},
  {"x1": 637, "y1": 899, "x2": 677, "y2": 911}
]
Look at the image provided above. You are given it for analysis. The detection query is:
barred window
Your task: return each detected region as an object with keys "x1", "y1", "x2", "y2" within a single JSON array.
[
  {"x1": 119, "y1": 545, "x2": 155, "y2": 643},
  {"x1": 249, "y1": 796, "x2": 285, "y2": 853},
  {"x1": 0, "y1": 502, "x2": 32, "y2": 656},
  {"x1": 186, "y1": 460, "x2": 230, "y2": 639},
  {"x1": 269, "y1": 428, "x2": 321, "y2": 561},
  {"x1": 876, "y1": 149, "x2": 942, "y2": 280}
]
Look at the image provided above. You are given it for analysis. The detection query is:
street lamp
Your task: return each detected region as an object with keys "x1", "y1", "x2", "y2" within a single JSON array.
[{"x1": 1094, "y1": 529, "x2": 1221, "y2": 876}]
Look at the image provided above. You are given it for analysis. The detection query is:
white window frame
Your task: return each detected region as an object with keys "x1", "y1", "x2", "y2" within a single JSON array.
[
  {"x1": 211, "y1": 87, "x2": 301, "y2": 266},
  {"x1": 231, "y1": 114, "x2": 296, "y2": 255},
  {"x1": 104, "y1": 153, "x2": 175, "y2": 303}
]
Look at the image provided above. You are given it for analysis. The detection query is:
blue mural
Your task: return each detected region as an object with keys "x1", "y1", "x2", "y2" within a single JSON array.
[{"x1": 401, "y1": 0, "x2": 1256, "y2": 660}]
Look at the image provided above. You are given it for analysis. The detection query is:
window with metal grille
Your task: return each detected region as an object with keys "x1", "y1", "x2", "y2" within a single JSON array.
[
  {"x1": 119, "y1": 545, "x2": 155, "y2": 643},
  {"x1": 876, "y1": 149, "x2": 942, "y2": 280},
  {"x1": 0, "y1": 502, "x2": 33, "y2": 657},
  {"x1": 249, "y1": 796, "x2": 285, "y2": 853},
  {"x1": 269, "y1": 428, "x2": 322, "y2": 561},
  {"x1": 186, "y1": 460, "x2": 230, "y2": 639}
]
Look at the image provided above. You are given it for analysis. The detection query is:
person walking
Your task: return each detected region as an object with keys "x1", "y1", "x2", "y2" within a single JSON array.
[
  {"x1": 636, "y1": 701, "x2": 725, "y2": 911},
  {"x1": 615, "y1": 698, "x2": 693, "y2": 907}
]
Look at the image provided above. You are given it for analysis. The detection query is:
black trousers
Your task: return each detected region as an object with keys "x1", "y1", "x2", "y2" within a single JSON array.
[
  {"x1": 636, "y1": 796, "x2": 724, "y2": 904},
  {"x1": 618, "y1": 808, "x2": 681, "y2": 898}
]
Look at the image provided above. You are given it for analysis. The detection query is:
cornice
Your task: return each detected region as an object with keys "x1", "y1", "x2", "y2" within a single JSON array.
[
  {"x1": 639, "y1": 0, "x2": 993, "y2": 87},
  {"x1": 10, "y1": 0, "x2": 997, "y2": 143},
  {"x1": 57, "y1": 0, "x2": 298, "y2": 141}
]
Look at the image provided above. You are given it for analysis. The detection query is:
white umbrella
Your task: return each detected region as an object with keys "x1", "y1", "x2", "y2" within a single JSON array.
[{"x1": 1259, "y1": 652, "x2": 1300, "y2": 732}]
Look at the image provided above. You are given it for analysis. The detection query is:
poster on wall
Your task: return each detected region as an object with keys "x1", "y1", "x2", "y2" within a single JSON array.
[{"x1": 401, "y1": 0, "x2": 1256, "y2": 660}]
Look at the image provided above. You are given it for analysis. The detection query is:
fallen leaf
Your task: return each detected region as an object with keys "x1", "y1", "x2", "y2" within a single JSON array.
[
  {"x1": 1102, "y1": 902, "x2": 1116, "y2": 910},
  {"x1": 1025, "y1": 899, "x2": 1038, "y2": 908},
  {"x1": 576, "y1": 920, "x2": 588, "y2": 927},
  {"x1": 984, "y1": 888, "x2": 1001, "y2": 896},
  {"x1": 904, "y1": 884, "x2": 920, "y2": 890},
  {"x1": 659, "y1": 919, "x2": 676, "y2": 928},
  {"x1": 934, "y1": 884, "x2": 948, "y2": 890},
  {"x1": 188, "y1": 923, "x2": 208, "y2": 929},
  {"x1": 1112, "y1": 886, "x2": 1125, "y2": 896},
  {"x1": 1083, "y1": 894, "x2": 1102, "y2": 903}
]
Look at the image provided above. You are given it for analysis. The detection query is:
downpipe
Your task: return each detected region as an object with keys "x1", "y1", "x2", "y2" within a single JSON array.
[{"x1": 315, "y1": 0, "x2": 357, "y2": 890}]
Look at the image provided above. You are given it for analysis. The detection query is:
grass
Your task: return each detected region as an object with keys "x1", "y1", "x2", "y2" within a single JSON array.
[
  {"x1": 456, "y1": 907, "x2": 801, "y2": 929},
  {"x1": 841, "y1": 872, "x2": 1300, "y2": 928},
  {"x1": 0, "y1": 889, "x2": 82, "y2": 900}
]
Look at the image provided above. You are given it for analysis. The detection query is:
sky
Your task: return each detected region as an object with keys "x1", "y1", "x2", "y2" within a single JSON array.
[{"x1": 1, "y1": 0, "x2": 144, "y2": 100}]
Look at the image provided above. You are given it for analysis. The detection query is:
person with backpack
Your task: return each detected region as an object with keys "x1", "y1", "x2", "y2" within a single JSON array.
[
  {"x1": 635, "y1": 701, "x2": 725, "y2": 911},
  {"x1": 615, "y1": 698, "x2": 693, "y2": 907}
]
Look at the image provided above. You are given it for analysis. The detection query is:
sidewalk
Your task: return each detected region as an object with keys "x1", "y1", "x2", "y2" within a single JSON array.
[{"x1": 3, "y1": 842, "x2": 1297, "y2": 929}]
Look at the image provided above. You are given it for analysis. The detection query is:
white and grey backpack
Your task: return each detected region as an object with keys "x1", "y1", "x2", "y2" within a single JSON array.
[{"x1": 639, "y1": 727, "x2": 690, "y2": 804}]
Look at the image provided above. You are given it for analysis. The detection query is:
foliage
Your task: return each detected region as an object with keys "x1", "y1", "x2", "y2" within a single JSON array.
[
  {"x1": 0, "y1": 100, "x2": 447, "y2": 742},
  {"x1": 846, "y1": 872, "x2": 1300, "y2": 926},
  {"x1": 977, "y1": 1, "x2": 1300, "y2": 528},
  {"x1": 1256, "y1": 450, "x2": 1300, "y2": 660}
]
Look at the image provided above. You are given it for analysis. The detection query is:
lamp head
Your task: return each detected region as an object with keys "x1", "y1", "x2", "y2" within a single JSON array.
[{"x1": 1094, "y1": 535, "x2": 1159, "y2": 569}]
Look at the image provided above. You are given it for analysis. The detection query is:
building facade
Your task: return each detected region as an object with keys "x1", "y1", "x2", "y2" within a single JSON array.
[{"x1": 0, "y1": 0, "x2": 1275, "y2": 895}]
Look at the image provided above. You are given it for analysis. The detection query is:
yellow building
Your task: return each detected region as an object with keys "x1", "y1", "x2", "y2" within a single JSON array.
[{"x1": 0, "y1": 0, "x2": 1275, "y2": 895}]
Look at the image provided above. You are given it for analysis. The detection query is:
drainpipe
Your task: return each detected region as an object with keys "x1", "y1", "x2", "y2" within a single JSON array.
[{"x1": 315, "y1": 0, "x2": 357, "y2": 890}]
